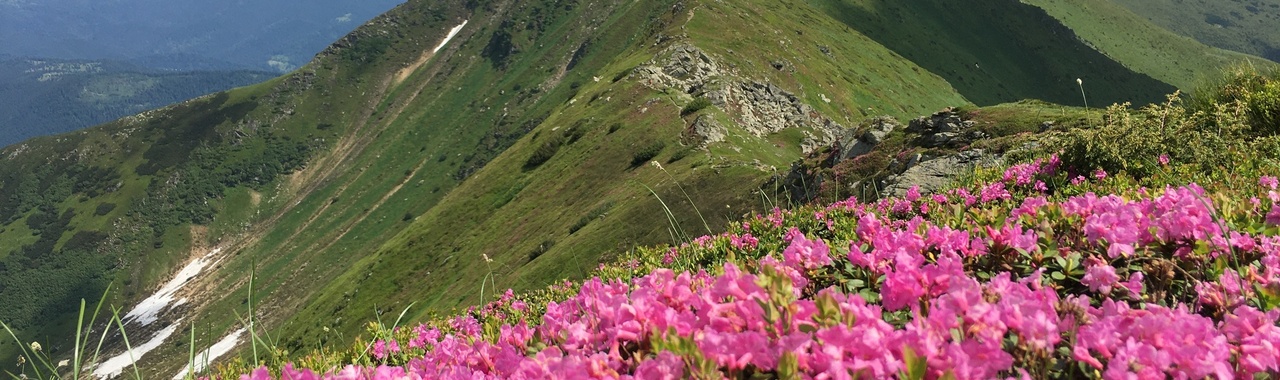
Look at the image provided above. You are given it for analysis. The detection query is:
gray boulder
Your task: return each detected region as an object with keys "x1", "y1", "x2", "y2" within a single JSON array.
[
  {"x1": 882, "y1": 149, "x2": 1002, "y2": 197},
  {"x1": 838, "y1": 117, "x2": 897, "y2": 160},
  {"x1": 686, "y1": 114, "x2": 727, "y2": 145}
]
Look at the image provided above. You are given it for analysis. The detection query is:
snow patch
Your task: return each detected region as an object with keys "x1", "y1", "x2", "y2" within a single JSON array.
[
  {"x1": 123, "y1": 248, "x2": 222, "y2": 326},
  {"x1": 432, "y1": 20, "x2": 468, "y2": 54},
  {"x1": 171, "y1": 328, "x2": 247, "y2": 380},
  {"x1": 92, "y1": 321, "x2": 182, "y2": 379}
]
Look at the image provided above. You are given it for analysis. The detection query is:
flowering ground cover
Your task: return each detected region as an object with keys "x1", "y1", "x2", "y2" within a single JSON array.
[{"x1": 219, "y1": 150, "x2": 1280, "y2": 379}]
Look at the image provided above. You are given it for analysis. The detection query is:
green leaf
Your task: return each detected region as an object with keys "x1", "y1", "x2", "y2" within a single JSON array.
[
  {"x1": 1053, "y1": 256, "x2": 1068, "y2": 269},
  {"x1": 778, "y1": 352, "x2": 800, "y2": 379},
  {"x1": 901, "y1": 346, "x2": 927, "y2": 380}
]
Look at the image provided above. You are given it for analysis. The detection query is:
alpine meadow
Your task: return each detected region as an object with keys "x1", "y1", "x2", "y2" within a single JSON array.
[{"x1": 2, "y1": 0, "x2": 1280, "y2": 379}]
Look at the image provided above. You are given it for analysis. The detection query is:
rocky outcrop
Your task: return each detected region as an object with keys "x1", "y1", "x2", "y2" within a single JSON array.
[
  {"x1": 685, "y1": 114, "x2": 726, "y2": 145},
  {"x1": 633, "y1": 44, "x2": 723, "y2": 94},
  {"x1": 728, "y1": 81, "x2": 843, "y2": 139},
  {"x1": 837, "y1": 117, "x2": 897, "y2": 161},
  {"x1": 881, "y1": 149, "x2": 1002, "y2": 197},
  {"x1": 775, "y1": 107, "x2": 1005, "y2": 203},
  {"x1": 632, "y1": 43, "x2": 843, "y2": 153},
  {"x1": 906, "y1": 108, "x2": 986, "y2": 148}
]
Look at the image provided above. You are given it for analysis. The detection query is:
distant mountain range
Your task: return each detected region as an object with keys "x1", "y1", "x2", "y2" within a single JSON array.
[
  {"x1": 0, "y1": 0, "x2": 405, "y2": 147},
  {"x1": 0, "y1": 0, "x2": 404, "y2": 71},
  {"x1": 0, "y1": 58, "x2": 273, "y2": 148}
]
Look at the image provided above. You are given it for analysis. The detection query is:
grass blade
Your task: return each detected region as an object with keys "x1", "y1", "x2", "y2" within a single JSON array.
[
  {"x1": 84, "y1": 283, "x2": 115, "y2": 377},
  {"x1": 0, "y1": 321, "x2": 41, "y2": 380},
  {"x1": 109, "y1": 306, "x2": 144, "y2": 380},
  {"x1": 74, "y1": 298, "x2": 86, "y2": 379}
]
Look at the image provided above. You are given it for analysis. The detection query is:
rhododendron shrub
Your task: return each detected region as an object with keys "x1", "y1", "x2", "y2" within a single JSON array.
[{"x1": 228, "y1": 168, "x2": 1280, "y2": 380}]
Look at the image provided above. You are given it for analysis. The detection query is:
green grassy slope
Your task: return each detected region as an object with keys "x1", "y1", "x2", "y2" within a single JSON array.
[
  {"x1": 0, "y1": 0, "x2": 479, "y2": 367},
  {"x1": 1022, "y1": 0, "x2": 1274, "y2": 91},
  {"x1": 268, "y1": 0, "x2": 974, "y2": 352},
  {"x1": 1109, "y1": 0, "x2": 1280, "y2": 63},
  {"x1": 809, "y1": 0, "x2": 1176, "y2": 106}
]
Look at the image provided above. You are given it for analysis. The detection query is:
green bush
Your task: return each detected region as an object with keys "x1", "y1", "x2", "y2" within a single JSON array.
[
  {"x1": 1189, "y1": 66, "x2": 1280, "y2": 137},
  {"x1": 667, "y1": 147, "x2": 696, "y2": 164},
  {"x1": 94, "y1": 203, "x2": 116, "y2": 216},
  {"x1": 527, "y1": 239, "x2": 556, "y2": 261},
  {"x1": 342, "y1": 36, "x2": 392, "y2": 65},
  {"x1": 681, "y1": 97, "x2": 713, "y2": 116},
  {"x1": 525, "y1": 137, "x2": 564, "y2": 169},
  {"x1": 631, "y1": 141, "x2": 666, "y2": 167},
  {"x1": 568, "y1": 202, "x2": 613, "y2": 234},
  {"x1": 564, "y1": 121, "x2": 587, "y2": 144},
  {"x1": 1054, "y1": 89, "x2": 1261, "y2": 179}
]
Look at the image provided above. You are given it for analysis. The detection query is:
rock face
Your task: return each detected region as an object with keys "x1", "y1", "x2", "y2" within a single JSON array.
[
  {"x1": 881, "y1": 149, "x2": 1002, "y2": 197},
  {"x1": 906, "y1": 108, "x2": 985, "y2": 148},
  {"x1": 838, "y1": 117, "x2": 897, "y2": 161},
  {"x1": 776, "y1": 107, "x2": 1004, "y2": 204},
  {"x1": 633, "y1": 44, "x2": 723, "y2": 93},
  {"x1": 632, "y1": 43, "x2": 843, "y2": 153},
  {"x1": 685, "y1": 114, "x2": 726, "y2": 145},
  {"x1": 729, "y1": 81, "x2": 843, "y2": 138}
]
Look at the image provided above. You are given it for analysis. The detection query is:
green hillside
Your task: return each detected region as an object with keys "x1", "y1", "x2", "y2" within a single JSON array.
[
  {"x1": 809, "y1": 0, "x2": 1176, "y2": 106},
  {"x1": 1110, "y1": 0, "x2": 1280, "y2": 62},
  {"x1": 0, "y1": 0, "x2": 1264, "y2": 377},
  {"x1": 1023, "y1": 0, "x2": 1274, "y2": 91}
]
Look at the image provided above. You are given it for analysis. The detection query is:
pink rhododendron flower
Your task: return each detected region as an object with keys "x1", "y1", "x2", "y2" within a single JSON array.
[
  {"x1": 280, "y1": 363, "x2": 319, "y2": 380},
  {"x1": 1221, "y1": 306, "x2": 1280, "y2": 376},
  {"x1": 783, "y1": 227, "x2": 804, "y2": 242},
  {"x1": 1261, "y1": 175, "x2": 1279, "y2": 190},
  {"x1": 781, "y1": 234, "x2": 832, "y2": 270},
  {"x1": 1075, "y1": 301, "x2": 1234, "y2": 379},
  {"x1": 242, "y1": 366, "x2": 271, "y2": 380},
  {"x1": 931, "y1": 193, "x2": 949, "y2": 204},
  {"x1": 730, "y1": 233, "x2": 758, "y2": 250},
  {"x1": 979, "y1": 182, "x2": 1011, "y2": 203},
  {"x1": 633, "y1": 352, "x2": 685, "y2": 380},
  {"x1": 372, "y1": 340, "x2": 389, "y2": 360},
  {"x1": 1121, "y1": 272, "x2": 1144, "y2": 296},
  {"x1": 1081, "y1": 258, "x2": 1120, "y2": 294},
  {"x1": 1079, "y1": 195, "x2": 1145, "y2": 257},
  {"x1": 905, "y1": 185, "x2": 922, "y2": 202},
  {"x1": 661, "y1": 247, "x2": 677, "y2": 265},
  {"x1": 1009, "y1": 196, "x2": 1048, "y2": 220},
  {"x1": 1003, "y1": 162, "x2": 1039, "y2": 186}
]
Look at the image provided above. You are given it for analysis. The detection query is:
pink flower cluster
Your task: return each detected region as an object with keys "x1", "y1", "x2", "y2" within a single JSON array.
[
  {"x1": 1066, "y1": 184, "x2": 1224, "y2": 258},
  {"x1": 240, "y1": 179, "x2": 1280, "y2": 380}
]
